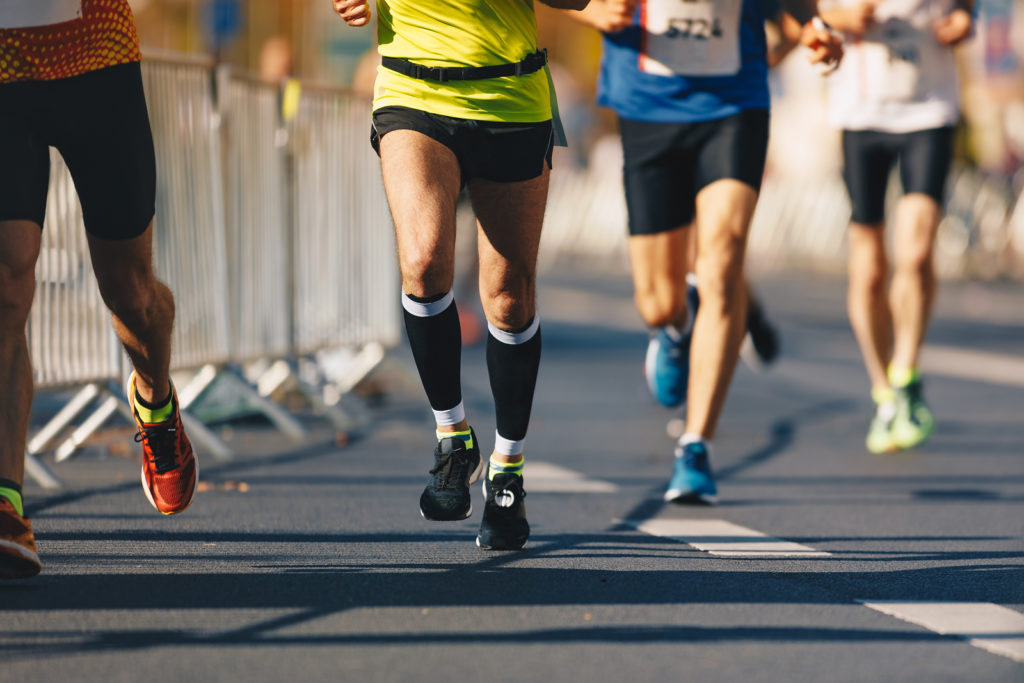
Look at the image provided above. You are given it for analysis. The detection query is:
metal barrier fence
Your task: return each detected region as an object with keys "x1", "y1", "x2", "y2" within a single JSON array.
[{"x1": 26, "y1": 53, "x2": 399, "y2": 488}]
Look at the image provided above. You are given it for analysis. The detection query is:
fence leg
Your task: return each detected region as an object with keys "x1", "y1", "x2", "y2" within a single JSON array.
[
  {"x1": 177, "y1": 364, "x2": 219, "y2": 411},
  {"x1": 54, "y1": 394, "x2": 121, "y2": 462},
  {"x1": 178, "y1": 411, "x2": 234, "y2": 462},
  {"x1": 274, "y1": 358, "x2": 360, "y2": 434},
  {"x1": 25, "y1": 453, "x2": 62, "y2": 490},
  {"x1": 224, "y1": 366, "x2": 305, "y2": 443},
  {"x1": 26, "y1": 383, "x2": 102, "y2": 456}
]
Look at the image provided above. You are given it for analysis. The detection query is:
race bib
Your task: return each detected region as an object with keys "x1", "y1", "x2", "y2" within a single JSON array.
[
  {"x1": 0, "y1": 0, "x2": 82, "y2": 29},
  {"x1": 639, "y1": 0, "x2": 742, "y2": 77},
  {"x1": 862, "y1": 18, "x2": 929, "y2": 102}
]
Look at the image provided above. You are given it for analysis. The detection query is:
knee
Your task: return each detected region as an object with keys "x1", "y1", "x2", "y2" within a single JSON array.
[
  {"x1": 482, "y1": 284, "x2": 533, "y2": 330},
  {"x1": 894, "y1": 249, "x2": 933, "y2": 279},
  {"x1": 400, "y1": 253, "x2": 452, "y2": 297},
  {"x1": 634, "y1": 286, "x2": 688, "y2": 328}
]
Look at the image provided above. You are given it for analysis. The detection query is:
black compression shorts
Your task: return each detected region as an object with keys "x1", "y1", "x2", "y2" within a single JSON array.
[
  {"x1": 0, "y1": 61, "x2": 156, "y2": 240},
  {"x1": 619, "y1": 109, "x2": 770, "y2": 236},
  {"x1": 371, "y1": 106, "x2": 553, "y2": 186},
  {"x1": 841, "y1": 126, "x2": 954, "y2": 225}
]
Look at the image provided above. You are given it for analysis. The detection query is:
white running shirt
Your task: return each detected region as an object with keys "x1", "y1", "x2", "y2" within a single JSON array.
[{"x1": 822, "y1": 0, "x2": 961, "y2": 133}]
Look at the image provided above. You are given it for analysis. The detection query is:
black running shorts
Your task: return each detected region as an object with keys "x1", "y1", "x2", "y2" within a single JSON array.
[
  {"x1": 0, "y1": 61, "x2": 156, "y2": 240},
  {"x1": 841, "y1": 126, "x2": 954, "y2": 225},
  {"x1": 371, "y1": 106, "x2": 554, "y2": 185},
  {"x1": 619, "y1": 109, "x2": 770, "y2": 236}
]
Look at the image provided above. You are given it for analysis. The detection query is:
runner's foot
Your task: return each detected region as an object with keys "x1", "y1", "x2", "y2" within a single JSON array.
[
  {"x1": 0, "y1": 499, "x2": 41, "y2": 579},
  {"x1": 740, "y1": 296, "x2": 780, "y2": 370},
  {"x1": 420, "y1": 428, "x2": 482, "y2": 521},
  {"x1": 128, "y1": 372, "x2": 199, "y2": 515},
  {"x1": 476, "y1": 472, "x2": 529, "y2": 550},
  {"x1": 665, "y1": 440, "x2": 717, "y2": 504},
  {"x1": 644, "y1": 282, "x2": 698, "y2": 407},
  {"x1": 891, "y1": 379, "x2": 934, "y2": 450}
]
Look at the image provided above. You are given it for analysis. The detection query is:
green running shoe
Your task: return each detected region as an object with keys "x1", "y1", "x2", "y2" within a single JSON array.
[
  {"x1": 891, "y1": 380, "x2": 934, "y2": 450},
  {"x1": 866, "y1": 410, "x2": 897, "y2": 454}
]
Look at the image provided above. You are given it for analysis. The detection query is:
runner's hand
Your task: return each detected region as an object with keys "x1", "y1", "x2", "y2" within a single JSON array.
[
  {"x1": 332, "y1": 0, "x2": 371, "y2": 27},
  {"x1": 576, "y1": 0, "x2": 637, "y2": 33},
  {"x1": 801, "y1": 18, "x2": 843, "y2": 74},
  {"x1": 934, "y1": 8, "x2": 972, "y2": 45}
]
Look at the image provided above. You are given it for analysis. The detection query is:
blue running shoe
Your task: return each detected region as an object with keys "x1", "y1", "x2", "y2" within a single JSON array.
[
  {"x1": 664, "y1": 441, "x2": 717, "y2": 504},
  {"x1": 644, "y1": 288, "x2": 698, "y2": 408}
]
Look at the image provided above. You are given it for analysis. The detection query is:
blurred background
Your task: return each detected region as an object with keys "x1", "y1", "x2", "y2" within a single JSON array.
[{"x1": 126, "y1": 0, "x2": 1024, "y2": 280}]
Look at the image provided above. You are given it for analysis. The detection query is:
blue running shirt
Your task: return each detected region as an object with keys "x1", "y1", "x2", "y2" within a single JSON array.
[{"x1": 597, "y1": 0, "x2": 770, "y2": 122}]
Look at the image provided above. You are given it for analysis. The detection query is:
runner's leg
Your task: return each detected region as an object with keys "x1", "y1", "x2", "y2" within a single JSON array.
[
  {"x1": 686, "y1": 178, "x2": 757, "y2": 439},
  {"x1": 847, "y1": 221, "x2": 892, "y2": 391},
  {"x1": 0, "y1": 221, "x2": 43, "y2": 489}
]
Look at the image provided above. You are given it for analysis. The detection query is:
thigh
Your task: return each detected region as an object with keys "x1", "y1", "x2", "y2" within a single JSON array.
[
  {"x1": 694, "y1": 109, "x2": 769, "y2": 194},
  {"x1": 842, "y1": 129, "x2": 896, "y2": 225},
  {"x1": 50, "y1": 62, "x2": 156, "y2": 241},
  {"x1": 378, "y1": 128, "x2": 462, "y2": 294},
  {"x1": 898, "y1": 126, "x2": 954, "y2": 204},
  {"x1": 0, "y1": 82, "x2": 51, "y2": 228},
  {"x1": 619, "y1": 117, "x2": 696, "y2": 236}
]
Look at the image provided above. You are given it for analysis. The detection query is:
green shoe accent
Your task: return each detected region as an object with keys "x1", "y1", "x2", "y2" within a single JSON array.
[
  {"x1": 0, "y1": 485, "x2": 24, "y2": 517},
  {"x1": 865, "y1": 401, "x2": 897, "y2": 454},
  {"x1": 891, "y1": 380, "x2": 934, "y2": 449},
  {"x1": 488, "y1": 455, "x2": 524, "y2": 481},
  {"x1": 887, "y1": 365, "x2": 919, "y2": 389}
]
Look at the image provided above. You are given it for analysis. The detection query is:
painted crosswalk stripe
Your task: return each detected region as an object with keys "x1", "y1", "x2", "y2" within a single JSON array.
[
  {"x1": 922, "y1": 345, "x2": 1024, "y2": 388},
  {"x1": 859, "y1": 601, "x2": 1024, "y2": 663},
  {"x1": 525, "y1": 462, "x2": 618, "y2": 493},
  {"x1": 632, "y1": 518, "x2": 831, "y2": 557}
]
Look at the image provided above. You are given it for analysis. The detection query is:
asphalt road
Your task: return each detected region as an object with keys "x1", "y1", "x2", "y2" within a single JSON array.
[{"x1": 4, "y1": 268, "x2": 1023, "y2": 682}]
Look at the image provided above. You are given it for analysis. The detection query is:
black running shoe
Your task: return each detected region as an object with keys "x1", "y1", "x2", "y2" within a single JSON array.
[
  {"x1": 476, "y1": 473, "x2": 529, "y2": 551},
  {"x1": 419, "y1": 429, "x2": 482, "y2": 521},
  {"x1": 741, "y1": 296, "x2": 780, "y2": 369}
]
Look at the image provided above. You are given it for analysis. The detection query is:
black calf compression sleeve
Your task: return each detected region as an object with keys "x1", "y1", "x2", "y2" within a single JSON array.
[
  {"x1": 487, "y1": 316, "x2": 542, "y2": 447},
  {"x1": 402, "y1": 291, "x2": 463, "y2": 416}
]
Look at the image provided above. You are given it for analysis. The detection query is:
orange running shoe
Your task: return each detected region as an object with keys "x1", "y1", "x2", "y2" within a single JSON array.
[
  {"x1": 0, "y1": 498, "x2": 42, "y2": 579},
  {"x1": 127, "y1": 372, "x2": 199, "y2": 515}
]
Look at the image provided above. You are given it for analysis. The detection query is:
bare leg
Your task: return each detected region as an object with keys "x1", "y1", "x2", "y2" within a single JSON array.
[
  {"x1": 0, "y1": 221, "x2": 43, "y2": 487},
  {"x1": 379, "y1": 129, "x2": 465, "y2": 434},
  {"x1": 86, "y1": 223, "x2": 174, "y2": 405},
  {"x1": 686, "y1": 179, "x2": 758, "y2": 439},
  {"x1": 889, "y1": 193, "x2": 940, "y2": 370},
  {"x1": 847, "y1": 221, "x2": 892, "y2": 391},
  {"x1": 470, "y1": 167, "x2": 550, "y2": 465}
]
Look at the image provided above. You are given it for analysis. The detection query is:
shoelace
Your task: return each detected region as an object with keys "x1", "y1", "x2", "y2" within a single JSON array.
[
  {"x1": 429, "y1": 450, "x2": 468, "y2": 489},
  {"x1": 135, "y1": 425, "x2": 180, "y2": 474}
]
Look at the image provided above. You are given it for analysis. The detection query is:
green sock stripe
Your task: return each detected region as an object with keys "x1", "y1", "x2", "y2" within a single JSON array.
[
  {"x1": 0, "y1": 487, "x2": 24, "y2": 517},
  {"x1": 134, "y1": 391, "x2": 174, "y2": 423},
  {"x1": 436, "y1": 429, "x2": 474, "y2": 450}
]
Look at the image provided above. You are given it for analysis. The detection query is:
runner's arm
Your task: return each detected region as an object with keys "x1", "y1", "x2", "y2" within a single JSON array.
[
  {"x1": 765, "y1": 10, "x2": 805, "y2": 67},
  {"x1": 563, "y1": 0, "x2": 635, "y2": 32},
  {"x1": 781, "y1": 0, "x2": 844, "y2": 73},
  {"x1": 934, "y1": 0, "x2": 973, "y2": 45}
]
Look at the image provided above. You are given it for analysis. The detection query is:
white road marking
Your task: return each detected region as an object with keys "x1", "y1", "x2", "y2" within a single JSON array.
[
  {"x1": 921, "y1": 345, "x2": 1024, "y2": 388},
  {"x1": 859, "y1": 601, "x2": 1024, "y2": 663},
  {"x1": 525, "y1": 462, "x2": 619, "y2": 493},
  {"x1": 632, "y1": 518, "x2": 831, "y2": 557}
]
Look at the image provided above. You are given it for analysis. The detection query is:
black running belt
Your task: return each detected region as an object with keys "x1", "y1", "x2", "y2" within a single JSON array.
[{"x1": 380, "y1": 49, "x2": 547, "y2": 83}]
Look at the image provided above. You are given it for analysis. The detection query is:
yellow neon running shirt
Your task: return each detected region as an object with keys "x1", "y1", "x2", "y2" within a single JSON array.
[
  {"x1": 0, "y1": 0, "x2": 140, "y2": 84},
  {"x1": 373, "y1": 0, "x2": 551, "y2": 122}
]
